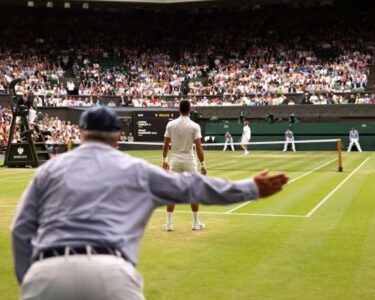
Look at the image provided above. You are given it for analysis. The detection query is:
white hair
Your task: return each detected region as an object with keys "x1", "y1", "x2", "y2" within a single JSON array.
[{"x1": 80, "y1": 130, "x2": 120, "y2": 144}]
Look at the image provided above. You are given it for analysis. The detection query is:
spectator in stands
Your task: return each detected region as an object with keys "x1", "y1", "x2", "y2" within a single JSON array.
[
  {"x1": 107, "y1": 100, "x2": 117, "y2": 107},
  {"x1": 0, "y1": 4, "x2": 373, "y2": 106},
  {"x1": 120, "y1": 132, "x2": 127, "y2": 142}
]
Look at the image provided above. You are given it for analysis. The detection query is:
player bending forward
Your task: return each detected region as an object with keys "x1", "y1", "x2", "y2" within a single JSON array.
[
  {"x1": 283, "y1": 128, "x2": 296, "y2": 152},
  {"x1": 241, "y1": 121, "x2": 251, "y2": 155},
  {"x1": 347, "y1": 128, "x2": 362, "y2": 152},
  {"x1": 162, "y1": 100, "x2": 206, "y2": 231},
  {"x1": 223, "y1": 131, "x2": 235, "y2": 151}
]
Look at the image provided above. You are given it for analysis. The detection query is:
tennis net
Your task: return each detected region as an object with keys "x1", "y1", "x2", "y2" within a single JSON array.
[{"x1": 120, "y1": 139, "x2": 343, "y2": 173}]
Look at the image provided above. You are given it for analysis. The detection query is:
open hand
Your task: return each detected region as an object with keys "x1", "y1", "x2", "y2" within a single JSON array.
[
  {"x1": 200, "y1": 167, "x2": 207, "y2": 175},
  {"x1": 253, "y1": 170, "x2": 289, "y2": 198}
]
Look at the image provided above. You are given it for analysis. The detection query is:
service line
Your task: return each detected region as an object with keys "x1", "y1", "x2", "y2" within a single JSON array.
[{"x1": 155, "y1": 209, "x2": 305, "y2": 218}]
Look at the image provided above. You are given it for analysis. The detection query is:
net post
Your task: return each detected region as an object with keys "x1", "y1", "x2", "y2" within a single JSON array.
[{"x1": 337, "y1": 139, "x2": 343, "y2": 172}]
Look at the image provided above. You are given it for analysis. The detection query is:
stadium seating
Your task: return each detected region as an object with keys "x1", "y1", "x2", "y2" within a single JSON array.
[{"x1": 0, "y1": 3, "x2": 374, "y2": 107}]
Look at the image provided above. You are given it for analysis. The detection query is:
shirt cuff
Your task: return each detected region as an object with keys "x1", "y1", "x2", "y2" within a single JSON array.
[{"x1": 235, "y1": 179, "x2": 260, "y2": 201}]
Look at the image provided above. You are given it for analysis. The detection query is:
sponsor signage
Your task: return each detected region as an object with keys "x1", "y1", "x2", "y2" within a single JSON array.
[{"x1": 7, "y1": 143, "x2": 34, "y2": 162}]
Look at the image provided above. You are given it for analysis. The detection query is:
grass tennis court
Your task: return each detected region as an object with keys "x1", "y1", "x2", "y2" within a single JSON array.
[{"x1": 1, "y1": 150, "x2": 375, "y2": 299}]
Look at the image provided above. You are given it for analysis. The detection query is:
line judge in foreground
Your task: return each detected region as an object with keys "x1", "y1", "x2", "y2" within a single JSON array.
[{"x1": 12, "y1": 106, "x2": 288, "y2": 300}]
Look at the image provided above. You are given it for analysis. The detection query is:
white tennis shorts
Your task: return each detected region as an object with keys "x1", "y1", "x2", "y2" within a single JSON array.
[
  {"x1": 241, "y1": 137, "x2": 250, "y2": 144},
  {"x1": 170, "y1": 157, "x2": 197, "y2": 173}
]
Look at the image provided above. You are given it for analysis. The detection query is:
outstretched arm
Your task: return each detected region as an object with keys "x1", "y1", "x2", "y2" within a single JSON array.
[
  {"x1": 253, "y1": 170, "x2": 288, "y2": 198},
  {"x1": 146, "y1": 161, "x2": 288, "y2": 206}
]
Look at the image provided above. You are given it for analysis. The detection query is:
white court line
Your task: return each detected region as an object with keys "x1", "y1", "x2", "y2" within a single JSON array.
[
  {"x1": 0, "y1": 205, "x2": 304, "y2": 218},
  {"x1": 283, "y1": 158, "x2": 338, "y2": 185},
  {"x1": 206, "y1": 160, "x2": 238, "y2": 169},
  {"x1": 0, "y1": 205, "x2": 305, "y2": 218},
  {"x1": 306, "y1": 157, "x2": 370, "y2": 218},
  {"x1": 155, "y1": 209, "x2": 305, "y2": 218},
  {"x1": 224, "y1": 200, "x2": 255, "y2": 214},
  {"x1": 224, "y1": 157, "x2": 338, "y2": 214},
  {"x1": 5, "y1": 157, "x2": 363, "y2": 220}
]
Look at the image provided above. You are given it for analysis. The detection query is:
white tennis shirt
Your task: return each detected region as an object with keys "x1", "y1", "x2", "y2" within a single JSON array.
[
  {"x1": 164, "y1": 115, "x2": 202, "y2": 159},
  {"x1": 243, "y1": 125, "x2": 251, "y2": 140},
  {"x1": 349, "y1": 130, "x2": 359, "y2": 141}
]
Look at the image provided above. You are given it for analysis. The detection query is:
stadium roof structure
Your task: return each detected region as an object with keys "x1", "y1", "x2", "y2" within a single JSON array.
[
  {"x1": 4, "y1": 0, "x2": 369, "y2": 11},
  {"x1": 0, "y1": 0, "x2": 338, "y2": 8},
  {"x1": 48, "y1": 0, "x2": 319, "y2": 3}
]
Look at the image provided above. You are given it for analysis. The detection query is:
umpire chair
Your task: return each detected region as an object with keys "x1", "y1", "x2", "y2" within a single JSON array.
[{"x1": 4, "y1": 79, "x2": 50, "y2": 168}]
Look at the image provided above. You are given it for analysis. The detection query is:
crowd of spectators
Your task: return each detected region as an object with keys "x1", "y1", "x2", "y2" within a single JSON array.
[
  {"x1": 30, "y1": 92, "x2": 375, "y2": 108},
  {"x1": 0, "y1": 3, "x2": 375, "y2": 106},
  {"x1": 303, "y1": 92, "x2": 375, "y2": 105},
  {"x1": 33, "y1": 94, "x2": 289, "y2": 108},
  {"x1": 0, "y1": 105, "x2": 81, "y2": 150},
  {"x1": 0, "y1": 105, "x2": 138, "y2": 151},
  {"x1": 0, "y1": 106, "x2": 11, "y2": 150}
]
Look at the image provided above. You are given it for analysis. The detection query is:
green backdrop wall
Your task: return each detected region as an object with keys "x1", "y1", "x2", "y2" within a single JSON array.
[{"x1": 205, "y1": 122, "x2": 375, "y2": 151}]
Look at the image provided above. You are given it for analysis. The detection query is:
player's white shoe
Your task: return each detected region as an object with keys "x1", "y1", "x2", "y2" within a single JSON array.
[
  {"x1": 163, "y1": 223, "x2": 173, "y2": 231},
  {"x1": 192, "y1": 222, "x2": 205, "y2": 231},
  {"x1": 242, "y1": 151, "x2": 249, "y2": 156}
]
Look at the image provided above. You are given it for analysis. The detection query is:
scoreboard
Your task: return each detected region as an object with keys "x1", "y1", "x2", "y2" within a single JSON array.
[{"x1": 133, "y1": 111, "x2": 178, "y2": 141}]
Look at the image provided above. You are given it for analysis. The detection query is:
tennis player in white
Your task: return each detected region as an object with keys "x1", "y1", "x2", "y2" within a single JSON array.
[
  {"x1": 241, "y1": 121, "x2": 251, "y2": 155},
  {"x1": 347, "y1": 128, "x2": 363, "y2": 152},
  {"x1": 283, "y1": 128, "x2": 296, "y2": 152},
  {"x1": 162, "y1": 100, "x2": 206, "y2": 231},
  {"x1": 223, "y1": 131, "x2": 235, "y2": 151}
]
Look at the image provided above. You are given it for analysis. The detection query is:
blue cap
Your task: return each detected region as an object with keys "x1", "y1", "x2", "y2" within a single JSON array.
[{"x1": 79, "y1": 106, "x2": 121, "y2": 132}]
